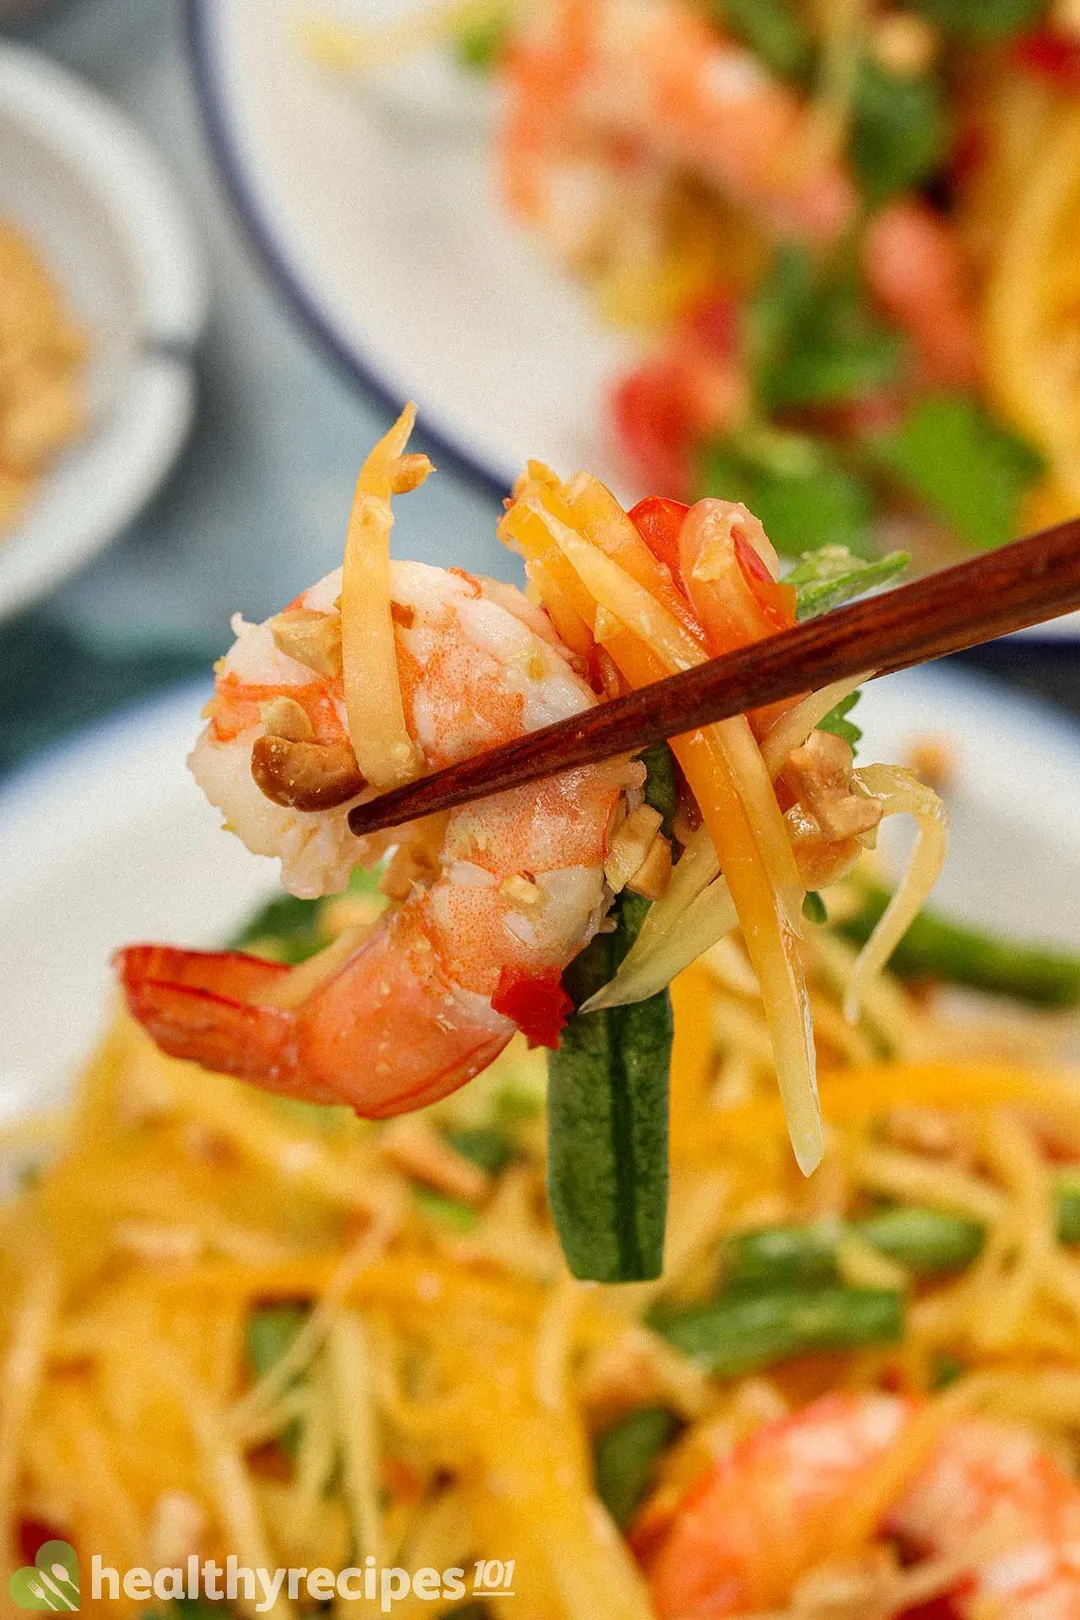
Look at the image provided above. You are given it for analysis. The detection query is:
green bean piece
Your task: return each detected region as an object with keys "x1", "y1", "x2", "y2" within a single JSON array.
[
  {"x1": 841, "y1": 879, "x2": 1080, "y2": 1007},
  {"x1": 594, "y1": 1407, "x2": 678, "y2": 1528},
  {"x1": 856, "y1": 1206, "x2": 985, "y2": 1275},
  {"x1": 641, "y1": 741, "x2": 680, "y2": 842},
  {"x1": 548, "y1": 893, "x2": 672, "y2": 1283},
  {"x1": 653, "y1": 1287, "x2": 903, "y2": 1376}
]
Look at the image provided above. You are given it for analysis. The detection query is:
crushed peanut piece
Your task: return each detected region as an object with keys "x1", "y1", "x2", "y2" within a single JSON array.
[
  {"x1": 500, "y1": 873, "x2": 542, "y2": 907},
  {"x1": 260, "y1": 695, "x2": 315, "y2": 742},
  {"x1": 605, "y1": 805, "x2": 664, "y2": 893},
  {"x1": 270, "y1": 607, "x2": 343, "y2": 678},
  {"x1": 785, "y1": 731, "x2": 883, "y2": 843},
  {"x1": 627, "y1": 831, "x2": 672, "y2": 901}
]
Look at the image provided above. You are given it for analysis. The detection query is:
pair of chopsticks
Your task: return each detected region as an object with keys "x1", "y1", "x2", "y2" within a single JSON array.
[{"x1": 348, "y1": 517, "x2": 1080, "y2": 838}]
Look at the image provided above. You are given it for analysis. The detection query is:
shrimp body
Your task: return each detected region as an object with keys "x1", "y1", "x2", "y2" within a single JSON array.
[
  {"x1": 863, "y1": 199, "x2": 982, "y2": 390},
  {"x1": 648, "y1": 1391, "x2": 1080, "y2": 1618},
  {"x1": 119, "y1": 562, "x2": 628, "y2": 1117},
  {"x1": 502, "y1": 0, "x2": 856, "y2": 255}
]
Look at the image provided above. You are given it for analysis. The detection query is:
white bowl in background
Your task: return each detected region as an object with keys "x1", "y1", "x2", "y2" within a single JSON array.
[{"x1": 0, "y1": 43, "x2": 208, "y2": 620}]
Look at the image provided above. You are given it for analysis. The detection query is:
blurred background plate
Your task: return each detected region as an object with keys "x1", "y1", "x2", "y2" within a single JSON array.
[
  {"x1": 1, "y1": 663, "x2": 1079, "y2": 1118},
  {"x1": 0, "y1": 42, "x2": 207, "y2": 620},
  {"x1": 187, "y1": 0, "x2": 1080, "y2": 641},
  {"x1": 187, "y1": 0, "x2": 636, "y2": 498}
]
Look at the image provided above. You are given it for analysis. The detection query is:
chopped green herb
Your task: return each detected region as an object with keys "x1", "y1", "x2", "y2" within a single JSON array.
[
  {"x1": 802, "y1": 890, "x2": 829, "y2": 926},
  {"x1": 455, "y1": 7, "x2": 511, "y2": 70},
  {"x1": 413, "y1": 1188, "x2": 481, "y2": 1232},
  {"x1": 851, "y1": 60, "x2": 949, "y2": 206},
  {"x1": 785, "y1": 544, "x2": 909, "y2": 619},
  {"x1": 817, "y1": 691, "x2": 863, "y2": 753},
  {"x1": 443, "y1": 1125, "x2": 517, "y2": 1177},
  {"x1": 931, "y1": 1351, "x2": 966, "y2": 1390},
  {"x1": 594, "y1": 1407, "x2": 678, "y2": 1527},
  {"x1": 548, "y1": 893, "x2": 672, "y2": 1283},
  {"x1": 748, "y1": 249, "x2": 905, "y2": 412},
  {"x1": 841, "y1": 877, "x2": 1080, "y2": 1007},
  {"x1": 699, "y1": 442, "x2": 877, "y2": 558},
  {"x1": 909, "y1": 0, "x2": 1045, "y2": 36},
  {"x1": 641, "y1": 741, "x2": 680, "y2": 842},
  {"x1": 229, "y1": 866, "x2": 383, "y2": 963},
  {"x1": 652, "y1": 1286, "x2": 904, "y2": 1376},
  {"x1": 875, "y1": 394, "x2": 1044, "y2": 551},
  {"x1": 710, "y1": 0, "x2": 812, "y2": 80}
]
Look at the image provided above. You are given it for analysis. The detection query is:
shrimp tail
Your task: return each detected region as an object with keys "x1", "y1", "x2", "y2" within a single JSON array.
[
  {"x1": 115, "y1": 945, "x2": 307, "y2": 1096},
  {"x1": 117, "y1": 918, "x2": 516, "y2": 1118}
]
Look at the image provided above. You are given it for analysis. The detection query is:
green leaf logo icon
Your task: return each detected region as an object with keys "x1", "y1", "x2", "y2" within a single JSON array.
[{"x1": 8, "y1": 1540, "x2": 80, "y2": 1610}]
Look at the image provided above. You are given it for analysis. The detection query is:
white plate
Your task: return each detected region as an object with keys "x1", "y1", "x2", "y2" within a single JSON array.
[
  {"x1": 186, "y1": 0, "x2": 1079, "y2": 641},
  {"x1": 1, "y1": 664, "x2": 1080, "y2": 1119},
  {"x1": 0, "y1": 44, "x2": 208, "y2": 620}
]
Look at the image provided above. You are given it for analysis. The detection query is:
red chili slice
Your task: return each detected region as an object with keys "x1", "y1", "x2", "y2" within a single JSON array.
[
  {"x1": 492, "y1": 967, "x2": 575, "y2": 1050},
  {"x1": 628, "y1": 495, "x2": 691, "y2": 576},
  {"x1": 1013, "y1": 28, "x2": 1080, "y2": 87}
]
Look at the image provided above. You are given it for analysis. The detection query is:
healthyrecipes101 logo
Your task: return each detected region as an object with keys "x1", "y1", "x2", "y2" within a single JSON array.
[{"x1": 9, "y1": 1540, "x2": 80, "y2": 1610}]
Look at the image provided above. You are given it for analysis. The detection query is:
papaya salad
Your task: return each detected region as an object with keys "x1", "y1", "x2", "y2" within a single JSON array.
[
  {"x1": 4, "y1": 411, "x2": 1080, "y2": 1615},
  {"x1": 307, "y1": 0, "x2": 1080, "y2": 566}
]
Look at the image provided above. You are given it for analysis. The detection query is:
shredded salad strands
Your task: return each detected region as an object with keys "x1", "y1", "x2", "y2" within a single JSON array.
[
  {"x1": 846, "y1": 765, "x2": 949, "y2": 1023},
  {"x1": 341, "y1": 405, "x2": 426, "y2": 791},
  {"x1": 505, "y1": 478, "x2": 825, "y2": 1173}
]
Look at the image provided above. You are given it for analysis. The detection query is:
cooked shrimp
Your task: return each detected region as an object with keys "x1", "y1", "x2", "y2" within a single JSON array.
[
  {"x1": 863, "y1": 199, "x2": 982, "y2": 391},
  {"x1": 118, "y1": 561, "x2": 630, "y2": 1117},
  {"x1": 501, "y1": 0, "x2": 856, "y2": 255},
  {"x1": 646, "y1": 1390, "x2": 1080, "y2": 1618}
]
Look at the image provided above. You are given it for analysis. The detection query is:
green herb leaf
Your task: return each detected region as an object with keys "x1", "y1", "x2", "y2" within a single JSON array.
[
  {"x1": 443, "y1": 1125, "x2": 517, "y2": 1176},
  {"x1": 851, "y1": 60, "x2": 949, "y2": 206},
  {"x1": 455, "y1": 6, "x2": 511, "y2": 70},
  {"x1": 709, "y1": 0, "x2": 812, "y2": 80},
  {"x1": 909, "y1": 0, "x2": 1045, "y2": 37},
  {"x1": 817, "y1": 690, "x2": 863, "y2": 753},
  {"x1": 548, "y1": 894, "x2": 671, "y2": 1283},
  {"x1": 699, "y1": 443, "x2": 877, "y2": 558},
  {"x1": 785, "y1": 544, "x2": 909, "y2": 619},
  {"x1": 594, "y1": 1407, "x2": 678, "y2": 1527},
  {"x1": 802, "y1": 890, "x2": 828, "y2": 925},
  {"x1": 875, "y1": 393, "x2": 1044, "y2": 550},
  {"x1": 748, "y1": 249, "x2": 904, "y2": 412},
  {"x1": 413, "y1": 1188, "x2": 481, "y2": 1232},
  {"x1": 228, "y1": 866, "x2": 382, "y2": 963},
  {"x1": 641, "y1": 741, "x2": 680, "y2": 842}
]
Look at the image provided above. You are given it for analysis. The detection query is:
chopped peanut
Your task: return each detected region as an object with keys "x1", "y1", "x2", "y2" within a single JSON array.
[
  {"x1": 270, "y1": 608, "x2": 343, "y2": 678},
  {"x1": 627, "y1": 831, "x2": 673, "y2": 901},
  {"x1": 605, "y1": 805, "x2": 664, "y2": 892},
  {"x1": 784, "y1": 731, "x2": 883, "y2": 843},
  {"x1": 250, "y1": 734, "x2": 365, "y2": 810},
  {"x1": 906, "y1": 735, "x2": 954, "y2": 794},
  {"x1": 500, "y1": 873, "x2": 542, "y2": 907},
  {"x1": 260, "y1": 695, "x2": 315, "y2": 741}
]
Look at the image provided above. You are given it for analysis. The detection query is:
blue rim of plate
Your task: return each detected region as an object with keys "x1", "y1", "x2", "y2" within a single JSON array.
[{"x1": 184, "y1": 0, "x2": 508, "y2": 504}]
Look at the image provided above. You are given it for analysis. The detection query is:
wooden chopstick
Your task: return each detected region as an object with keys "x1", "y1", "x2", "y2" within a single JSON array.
[{"x1": 348, "y1": 516, "x2": 1080, "y2": 838}]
